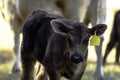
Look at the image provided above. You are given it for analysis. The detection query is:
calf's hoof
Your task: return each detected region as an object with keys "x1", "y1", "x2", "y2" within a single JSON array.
[{"x1": 94, "y1": 72, "x2": 104, "y2": 80}]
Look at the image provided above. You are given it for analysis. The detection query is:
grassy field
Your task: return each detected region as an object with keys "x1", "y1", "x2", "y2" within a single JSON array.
[{"x1": 0, "y1": 49, "x2": 120, "y2": 80}]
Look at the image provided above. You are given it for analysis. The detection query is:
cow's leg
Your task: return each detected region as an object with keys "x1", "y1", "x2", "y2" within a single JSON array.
[
  {"x1": 103, "y1": 28, "x2": 117, "y2": 64},
  {"x1": 84, "y1": 9, "x2": 104, "y2": 80},
  {"x1": 21, "y1": 40, "x2": 36, "y2": 80},
  {"x1": 11, "y1": 20, "x2": 21, "y2": 73},
  {"x1": 103, "y1": 39, "x2": 116, "y2": 64},
  {"x1": 83, "y1": 0, "x2": 106, "y2": 79},
  {"x1": 12, "y1": 31, "x2": 21, "y2": 72},
  {"x1": 94, "y1": 36, "x2": 104, "y2": 80},
  {"x1": 92, "y1": 20, "x2": 105, "y2": 80},
  {"x1": 21, "y1": 27, "x2": 37, "y2": 80},
  {"x1": 92, "y1": 1, "x2": 106, "y2": 79},
  {"x1": 84, "y1": 13, "x2": 104, "y2": 80},
  {"x1": 84, "y1": 19, "x2": 104, "y2": 80},
  {"x1": 21, "y1": 50, "x2": 36, "y2": 80},
  {"x1": 116, "y1": 43, "x2": 120, "y2": 64}
]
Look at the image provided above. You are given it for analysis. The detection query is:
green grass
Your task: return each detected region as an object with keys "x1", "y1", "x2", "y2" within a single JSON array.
[
  {"x1": 0, "y1": 50, "x2": 21, "y2": 80},
  {"x1": 0, "y1": 50, "x2": 120, "y2": 80},
  {"x1": 0, "y1": 61, "x2": 21, "y2": 80},
  {"x1": 82, "y1": 62, "x2": 120, "y2": 80}
]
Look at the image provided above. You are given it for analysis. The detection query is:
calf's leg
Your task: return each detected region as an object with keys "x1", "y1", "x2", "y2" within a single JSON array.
[
  {"x1": 103, "y1": 39, "x2": 116, "y2": 64},
  {"x1": 21, "y1": 33, "x2": 36, "y2": 80},
  {"x1": 21, "y1": 53, "x2": 36, "y2": 80},
  {"x1": 116, "y1": 43, "x2": 120, "y2": 64}
]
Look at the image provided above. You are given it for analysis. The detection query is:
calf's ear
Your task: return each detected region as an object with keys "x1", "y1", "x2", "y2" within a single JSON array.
[
  {"x1": 51, "y1": 19, "x2": 71, "y2": 35},
  {"x1": 90, "y1": 24, "x2": 107, "y2": 35}
]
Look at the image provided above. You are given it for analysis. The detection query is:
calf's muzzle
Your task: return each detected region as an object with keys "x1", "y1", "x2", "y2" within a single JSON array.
[{"x1": 71, "y1": 53, "x2": 84, "y2": 64}]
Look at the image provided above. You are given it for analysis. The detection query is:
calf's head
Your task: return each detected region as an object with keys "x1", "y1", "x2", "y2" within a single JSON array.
[{"x1": 51, "y1": 19, "x2": 107, "y2": 64}]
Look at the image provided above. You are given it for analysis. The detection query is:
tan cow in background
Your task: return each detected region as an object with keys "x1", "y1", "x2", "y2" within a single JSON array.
[{"x1": 0, "y1": 0, "x2": 106, "y2": 80}]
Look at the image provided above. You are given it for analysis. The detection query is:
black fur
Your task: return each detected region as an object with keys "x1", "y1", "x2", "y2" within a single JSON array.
[
  {"x1": 21, "y1": 10, "x2": 107, "y2": 80},
  {"x1": 103, "y1": 10, "x2": 120, "y2": 64}
]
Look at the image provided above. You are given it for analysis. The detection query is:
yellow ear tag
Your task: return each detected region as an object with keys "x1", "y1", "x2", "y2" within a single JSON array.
[{"x1": 90, "y1": 31, "x2": 100, "y2": 46}]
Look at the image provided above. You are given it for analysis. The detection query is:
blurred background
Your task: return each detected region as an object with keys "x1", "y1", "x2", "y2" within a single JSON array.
[{"x1": 0, "y1": 0, "x2": 120, "y2": 80}]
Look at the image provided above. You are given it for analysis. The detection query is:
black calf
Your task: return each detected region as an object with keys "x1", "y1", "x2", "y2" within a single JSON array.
[{"x1": 21, "y1": 10, "x2": 107, "y2": 80}]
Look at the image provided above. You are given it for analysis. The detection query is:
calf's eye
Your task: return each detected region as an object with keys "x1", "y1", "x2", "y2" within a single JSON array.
[{"x1": 83, "y1": 38, "x2": 89, "y2": 45}]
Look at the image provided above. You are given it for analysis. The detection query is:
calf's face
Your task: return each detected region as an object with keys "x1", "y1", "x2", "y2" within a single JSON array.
[{"x1": 51, "y1": 19, "x2": 107, "y2": 64}]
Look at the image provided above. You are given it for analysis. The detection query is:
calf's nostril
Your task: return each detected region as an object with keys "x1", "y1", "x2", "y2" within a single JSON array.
[{"x1": 71, "y1": 54, "x2": 83, "y2": 64}]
